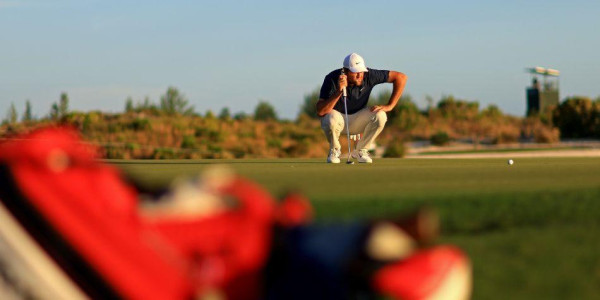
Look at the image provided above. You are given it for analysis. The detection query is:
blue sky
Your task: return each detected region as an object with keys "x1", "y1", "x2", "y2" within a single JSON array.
[{"x1": 2, "y1": 0, "x2": 600, "y2": 120}]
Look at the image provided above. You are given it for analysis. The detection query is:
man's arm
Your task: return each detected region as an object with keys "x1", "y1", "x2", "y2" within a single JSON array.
[
  {"x1": 316, "y1": 72, "x2": 348, "y2": 117},
  {"x1": 316, "y1": 91, "x2": 343, "y2": 117},
  {"x1": 370, "y1": 71, "x2": 408, "y2": 113}
]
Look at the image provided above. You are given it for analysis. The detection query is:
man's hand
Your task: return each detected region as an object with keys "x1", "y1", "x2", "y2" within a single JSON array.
[
  {"x1": 339, "y1": 74, "x2": 348, "y2": 92},
  {"x1": 370, "y1": 105, "x2": 391, "y2": 113}
]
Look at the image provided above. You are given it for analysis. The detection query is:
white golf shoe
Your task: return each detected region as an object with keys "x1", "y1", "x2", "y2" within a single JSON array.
[
  {"x1": 327, "y1": 148, "x2": 341, "y2": 164},
  {"x1": 352, "y1": 149, "x2": 373, "y2": 163}
]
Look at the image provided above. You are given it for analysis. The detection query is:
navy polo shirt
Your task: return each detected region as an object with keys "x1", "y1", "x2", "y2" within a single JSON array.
[{"x1": 319, "y1": 68, "x2": 389, "y2": 115}]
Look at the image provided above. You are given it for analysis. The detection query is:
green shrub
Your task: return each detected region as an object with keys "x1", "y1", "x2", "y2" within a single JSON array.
[
  {"x1": 383, "y1": 140, "x2": 406, "y2": 158},
  {"x1": 208, "y1": 130, "x2": 224, "y2": 142},
  {"x1": 130, "y1": 118, "x2": 151, "y2": 131},
  {"x1": 195, "y1": 126, "x2": 209, "y2": 137},
  {"x1": 553, "y1": 96, "x2": 598, "y2": 138},
  {"x1": 431, "y1": 131, "x2": 450, "y2": 146},
  {"x1": 181, "y1": 135, "x2": 197, "y2": 149},
  {"x1": 254, "y1": 101, "x2": 278, "y2": 121},
  {"x1": 267, "y1": 138, "x2": 282, "y2": 148},
  {"x1": 125, "y1": 143, "x2": 139, "y2": 151},
  {"x1": 82, "y1": 114, "x2": 92, "y2": 133},
  {"x1": 208, "y1": 144, "x2": 222, "y2": 154},
  {"x1": 107, "y1": 123, "x2": 121, "y2": 133},
  {"x1": 229, "y1": 146, "x2": 246, "y2": 158},
  {"x1": 195, "y1": 126, "x2": 223, "y2": 142},
  {"x1": 289, "y1": 130, "x2": 312, "y2": 141}
]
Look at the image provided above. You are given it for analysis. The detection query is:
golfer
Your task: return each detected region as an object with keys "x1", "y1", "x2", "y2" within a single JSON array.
[{"x1": 317, "y1": 53, "x2": 407, "y2": 163}]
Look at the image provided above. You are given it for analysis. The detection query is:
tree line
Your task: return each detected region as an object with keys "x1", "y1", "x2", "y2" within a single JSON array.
[
  {"x1": 3, "y1": 86, "x2": 279, "y2": 125},
  {"x1": 4, "y1": 86, "x2": 600, "y2": 139}
]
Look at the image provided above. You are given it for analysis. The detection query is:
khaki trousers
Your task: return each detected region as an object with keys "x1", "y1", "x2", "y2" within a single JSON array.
[{"x1": 320, "y1": 108, "x2": 387, "y2": 151}]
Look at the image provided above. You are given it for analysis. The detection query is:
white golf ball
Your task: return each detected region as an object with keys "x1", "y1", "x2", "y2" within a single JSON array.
[{"x1": 508, "y1": 159, "x2": 514, "y2": 165}]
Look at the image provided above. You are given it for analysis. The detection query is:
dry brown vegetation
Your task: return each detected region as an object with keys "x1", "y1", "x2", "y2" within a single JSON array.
[
  {"x1": 1, "y1": 103, "x2": 558, "y2": 159},
  {"x1": 5, "y1": 88, "x2": 600, "y2": 159}
]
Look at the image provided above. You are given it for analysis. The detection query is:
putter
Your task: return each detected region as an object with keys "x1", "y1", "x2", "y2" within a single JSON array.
[{"x1": 341, "y1": 68, "x2": 354, "y2": 165}]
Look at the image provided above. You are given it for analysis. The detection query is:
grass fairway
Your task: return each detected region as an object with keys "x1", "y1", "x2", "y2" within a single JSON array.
[{"x1": 110, "y1": 157, "x2": 600, "y2": 299}]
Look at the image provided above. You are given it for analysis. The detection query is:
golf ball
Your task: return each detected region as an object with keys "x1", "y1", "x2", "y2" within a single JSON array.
[{"x1": 508, "y1": 159, "x2": 514, "y2": 165}]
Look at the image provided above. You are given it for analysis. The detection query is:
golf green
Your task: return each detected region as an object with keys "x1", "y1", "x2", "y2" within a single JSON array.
[{"x1": 109, "y1": 157, "x2": 600, "y2": 299}]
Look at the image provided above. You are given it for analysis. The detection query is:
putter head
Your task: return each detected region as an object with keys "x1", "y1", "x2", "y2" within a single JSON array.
[{"x1": 346, "y1": 160, "x2": 355, "y2": 165}]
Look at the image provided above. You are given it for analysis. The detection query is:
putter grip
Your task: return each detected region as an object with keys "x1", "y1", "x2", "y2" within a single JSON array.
[{"x1": 341, "y1": 68, "x2": 347, "y2": 97}]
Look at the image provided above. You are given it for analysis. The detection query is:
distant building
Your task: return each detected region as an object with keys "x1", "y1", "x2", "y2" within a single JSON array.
[{"x1": 526, "y1": 67, "x2": 559, "y2": 116}]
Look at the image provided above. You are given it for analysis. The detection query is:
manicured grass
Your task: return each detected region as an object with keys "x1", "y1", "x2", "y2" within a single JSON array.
[{"x1": 110, "y1": 157, "x2": 600, "y2": 299}]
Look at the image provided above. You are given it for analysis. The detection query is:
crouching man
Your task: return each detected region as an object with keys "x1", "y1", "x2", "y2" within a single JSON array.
[{"x1": 317, "y1": 53, "x2": 407, "y2": 163}]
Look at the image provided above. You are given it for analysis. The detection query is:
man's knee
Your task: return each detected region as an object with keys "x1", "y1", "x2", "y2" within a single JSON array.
[
  {"x1": 321, "y1": 111, "x2": 344, "y2": 130},
  {"x1": 372, "y1": 111, "x2": 387, "y2": 128}
]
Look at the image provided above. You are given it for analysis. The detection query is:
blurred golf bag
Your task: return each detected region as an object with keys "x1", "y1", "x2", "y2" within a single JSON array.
[{"x1": 0, "y1": 127, "x2": 471, "y2": 300}]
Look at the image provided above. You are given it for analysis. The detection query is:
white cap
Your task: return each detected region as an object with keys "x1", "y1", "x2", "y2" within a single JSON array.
[{"x1": 343, "y1": 53, "x2": 368, "y2": 73}]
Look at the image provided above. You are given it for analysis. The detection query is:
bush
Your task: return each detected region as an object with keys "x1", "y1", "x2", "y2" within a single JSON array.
[
  {"x1": 534, "y1": 127, "x2": 560, "y2": 143},
  {"x1": 254, "y1": 101, "x2": 278, "y2": 121},
  {"x1": 208, "y1": 130, "x2": 224, "y2": 142},
  {"x1": 267, "y1": 138, "x2": 282, "y2": 148},
  {"x1": 107, "y1": 123, "x2": 121, "y2": 134},
  {"x1": 160, "y1": 86, "x2": 194, "y2": 115},
  {"x1": 233, "y1": 112, "x2": 249, "y2": 120},
  {"x1": 383, "y1": 139, "x2": 406, "y2": 158},
  {"x1": 492, "y1": 127, "x2": 520, "y2": 144},
  {"x1": 437, "y1": 96, "x2": 479, "y2": 120},
  {"x1": 195, "y1": 126, "x2": 223, "y2": 142},
  {"x1": 82, "y1": 114, "x2": 92, "y2": 133},
  {"x1": 125, "y1": 143, "x2": 139, "y2": 151},
  {"x1": 208, "y1": 144, "x2": 223, "y2": 154},
  {"x1": 384, "y1": 94, "x2": 422, "y2": 131},
  {"x1": 130, "y1": 118, "x2": 151, "y2": 131},
  {"x1": 229, "y1": 146, "x2": 246, "y2": 158},
  {"x1": 431, "y1": 131, "x2": 450, "y2": 146},
  {"x1": 181, "y1": 135, "x2": 197, "y2": 149},
  {"x1": 289, "y1": 130, "x2": 312, "y2": 141},
  {"x1": 553, "y1": 96, "x2": 596, "y2": 138},
  {"x1": 195, "y1": 126, "x2": 209, "y2": 137}
]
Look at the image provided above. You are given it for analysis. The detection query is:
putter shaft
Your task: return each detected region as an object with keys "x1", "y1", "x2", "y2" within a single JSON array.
[{"x1": 341, "y1": 68, "x2": 354, "y2": 164}]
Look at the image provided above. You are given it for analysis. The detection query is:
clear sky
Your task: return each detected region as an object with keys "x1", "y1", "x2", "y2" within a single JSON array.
[{"x1": 2, "y1": 0, "x2": 600, "y2": 120}]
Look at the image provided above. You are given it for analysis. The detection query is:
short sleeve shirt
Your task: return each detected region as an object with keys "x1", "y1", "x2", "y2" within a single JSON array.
[{"x1": 319, "y1": 68, "x2": 389, "y2": 115}]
